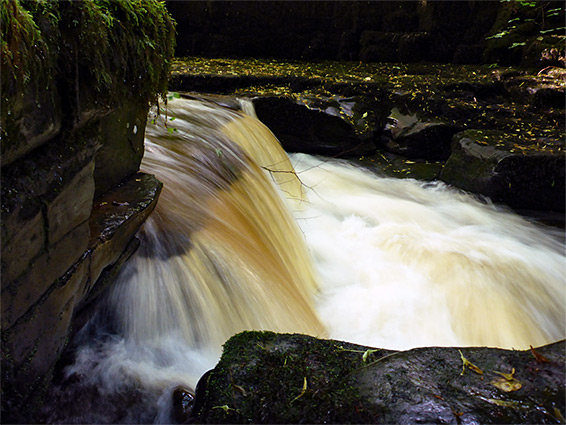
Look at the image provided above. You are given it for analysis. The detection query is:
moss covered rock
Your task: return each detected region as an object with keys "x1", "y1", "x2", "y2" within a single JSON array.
[
  {"x1": 1, "y1": 0, "x2": 176, "y2": 166},
  {"x1": 1, "y1": 1, "x2": 175, "y2": 422},
  {"x1": 191, "y1": 331, "x2": 565, "y2": 424}
]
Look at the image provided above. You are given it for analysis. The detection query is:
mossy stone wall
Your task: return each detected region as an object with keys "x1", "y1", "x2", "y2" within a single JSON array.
[{"x1": 1, "y1": 1, "x2": 174, "y2": 422}]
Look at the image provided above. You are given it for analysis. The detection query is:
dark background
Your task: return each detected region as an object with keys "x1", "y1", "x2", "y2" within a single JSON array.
[{"x1": 166, "y1": 1, "x2": 501, "y2": 64}]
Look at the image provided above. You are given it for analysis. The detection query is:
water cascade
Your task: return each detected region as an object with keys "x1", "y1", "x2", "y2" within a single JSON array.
[{"x1": 45, "y1": 97, "x2": 565, "y2": 423}]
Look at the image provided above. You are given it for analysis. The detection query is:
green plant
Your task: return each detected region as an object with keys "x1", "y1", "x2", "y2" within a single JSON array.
[
  {"x1": 0, "y1": 0, "x2": 57, "y2": 94},
  {"x1": 486, "y1": 1, "x2": 565, "y2": 49}
]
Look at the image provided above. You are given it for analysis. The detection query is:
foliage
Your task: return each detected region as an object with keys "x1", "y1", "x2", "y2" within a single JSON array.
[
  {"x1": 486, "y1": 0, "x2": 565, "y2": 67},
  {"x1": 1, "y1": 0, "x2": 176, "y2": 107},
  {"x1": 0, "y1": 0, "x2": 58, "y2": 96},
  {"x1": 56, "y1": 0, "x2": 176, "y2": 105}
]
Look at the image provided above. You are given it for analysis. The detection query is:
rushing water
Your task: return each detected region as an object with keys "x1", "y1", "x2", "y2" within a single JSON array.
[{"x1": 44, "y1": 97, "x2": 565, "y2": 423}]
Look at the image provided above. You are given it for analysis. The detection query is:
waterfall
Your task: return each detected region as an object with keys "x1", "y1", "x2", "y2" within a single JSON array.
[{"x1": 44, "y1": 96, "x2": 565, "y2": 423}]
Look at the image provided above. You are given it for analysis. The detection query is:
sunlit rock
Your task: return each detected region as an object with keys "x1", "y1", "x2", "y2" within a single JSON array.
[{"x1": 441, "y1": 129, "x2": 565, "y2": 212}]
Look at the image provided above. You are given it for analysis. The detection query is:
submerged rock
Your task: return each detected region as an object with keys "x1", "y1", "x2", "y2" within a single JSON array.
[{"x1": 190, "y1": 331, "x2": 565, "y2": 424}]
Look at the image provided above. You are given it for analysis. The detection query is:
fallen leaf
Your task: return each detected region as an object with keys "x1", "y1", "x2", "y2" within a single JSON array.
[
  {"x1": 459, "y1": 350, "x2": 483, "y2": 375},
  {"x1": 291, "y1": 377, "x2": 308, "y2": 403},
  {"x1": 553, "y1": 407, "x2": 565, "y2": 423},
  {"x1": 494, "y1": 367, "x2": 516, "y2": 381},
  {"x1": 233, "y1": 383, "x2": 247, "y2": 396},
  {"x1": 491, "y1": 377, "x2": 522, "y2": 392},
  {"x1": 530, "y1": 345, "x2": 550, "y2": 363}
]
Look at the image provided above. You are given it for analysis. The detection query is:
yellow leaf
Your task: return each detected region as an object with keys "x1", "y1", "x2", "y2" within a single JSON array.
[
  {"x1": 494, "y1": 367, "x2": 516, "y2": 381},
  {"x1": 291, "y1": 377, "x2": 308, "y2": 403},
  {"x1": 491, "y1": 377, "x2": 522, "y2": 392},
  {"x1": 459, "y1": 350, "x2": 483, "y2": 375}
]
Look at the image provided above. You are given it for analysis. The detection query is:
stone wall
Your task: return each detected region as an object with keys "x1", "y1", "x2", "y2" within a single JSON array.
[{"x1": 0, "y1": 1, "x2": 175, "y2": 421}]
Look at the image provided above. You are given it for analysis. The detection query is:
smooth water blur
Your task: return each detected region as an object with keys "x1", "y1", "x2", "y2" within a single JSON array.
[
  {"x1": 289, "y1": 153, "x2": 565, "y2": 350},
  {"x1": 45, "y1": 97, "x2": 565, "y2": 423}
]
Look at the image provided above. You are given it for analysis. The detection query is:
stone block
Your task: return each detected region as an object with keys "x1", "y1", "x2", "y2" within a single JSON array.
[
  {"x1": 1, "y1": 83, "x2": 62, "y2": 167},
  {"x1": 47, "y1": 161, "x2": 95, "y2": 246},
  {"x1": 1, "y1": 255, "x2": 88, "y2": 397},
  {"x1": 88, "y1": 173, "x2": 162, "y2": 287},
  {"x1": 94, "y1": 102, "x2": 149, "y2": 198},
  {"x1": 1, "y1": 210, "x2": 44, "y2": 284},
  {"x1": 1, "y1": 222, "x2": 89, "y2": 329}
]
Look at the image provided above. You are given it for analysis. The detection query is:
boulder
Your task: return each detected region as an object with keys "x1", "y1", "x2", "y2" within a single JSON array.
[
  {"x1": 190, "y1": 331, "x2": 565, "y2": 424},
  {"x1": 502, "y1": 70, "x2": 566, "y2": 109},
  {"x1": 379, "y1": 107, "x2": 462, "y2": 160},
  {"x1": 253, "y1": 96, "x2": 376, "y2": 157},
  {"x1": 440, "y1": 130, "x2": 565, "y2": 212}
]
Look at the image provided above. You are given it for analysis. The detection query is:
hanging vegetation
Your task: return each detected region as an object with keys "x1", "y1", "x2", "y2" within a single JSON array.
[{"x1": 1, "y1": 0, "x2": 176, "y2": 147}]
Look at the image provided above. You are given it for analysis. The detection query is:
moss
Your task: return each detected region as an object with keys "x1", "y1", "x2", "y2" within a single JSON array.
[
  {"x1": 0, "y1": 0, "x2": 57, "y2": 93},
  {"x1": 55, "y1": 0, "x2": 176, "y2": 105},
  {"x1": 1, "y1": 0, "x2": 176, "y2": 138},
  {"x1": 195, "y1": 331, "x2": 384, "y2": 423}
]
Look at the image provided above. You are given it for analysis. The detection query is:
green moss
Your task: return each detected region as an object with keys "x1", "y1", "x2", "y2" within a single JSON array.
[
  {"x1": 196, "y1": 331, "x2": 384, "y2": 423},
  {"x1": 1, "y1": 0, "x2": 175, "y2": 116},
  {"x1": 56, "y1": 0, "x2": 176, "y2": 104},
  {"x1": 0, "y1": 0, "x2": 56, "y2": 92}
]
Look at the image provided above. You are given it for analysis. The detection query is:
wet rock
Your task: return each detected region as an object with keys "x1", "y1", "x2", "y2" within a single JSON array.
[
  {"x1": 1, "y1": 173, "x2": 162, "y2": 423},
  {"x1": 191, "y1": 331, "x2": 565, "y2": 424},
  {"x1": 1, "y1": 256, "x2": 89, "y2": 424},
  {"x1": 1, "y1": 222, "x2": 89, "y2": 330},
  {"x1": 1, "y1": 127, "x2": 98, "y2": 289},
  {"x1": 87, "y1": 173, "x2": 162, "y2": 301},
  {"x1": 441, "y1": 130, "x2": 565, "y2": 212},
  {"x1": 0, "y1": 209, "x2": 44, "y2": 287},
  {"x1": 379, "y1": 108, "x2": 461, "y2": 160},
  {"x1": 47, "y1": 161, "x2": 95, "y2": 246},
  {"x1": 94, "y1": 101, "x2": 149, "y2": 198},
  {"x1": 173, "y1": 386, "x2": 195, "y2": 423},
  {"x1": 253, "y1": 96, "x2": 376, "y2": 157},
  {"x1": 0, "y1": 88, "x2": 62, "y2": 167},
  {"x1": 502, "y1": 70, "x2": 566, "y2": 109}
]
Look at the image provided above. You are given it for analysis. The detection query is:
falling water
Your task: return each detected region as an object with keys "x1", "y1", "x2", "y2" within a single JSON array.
[{"x1": 45, "y1": 96, "x2": 565, "y2": 423}]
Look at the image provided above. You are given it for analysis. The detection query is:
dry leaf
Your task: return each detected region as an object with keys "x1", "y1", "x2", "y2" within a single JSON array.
[{"x1": 530, "y1": 345, "x2": 550, "y2": 363}]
